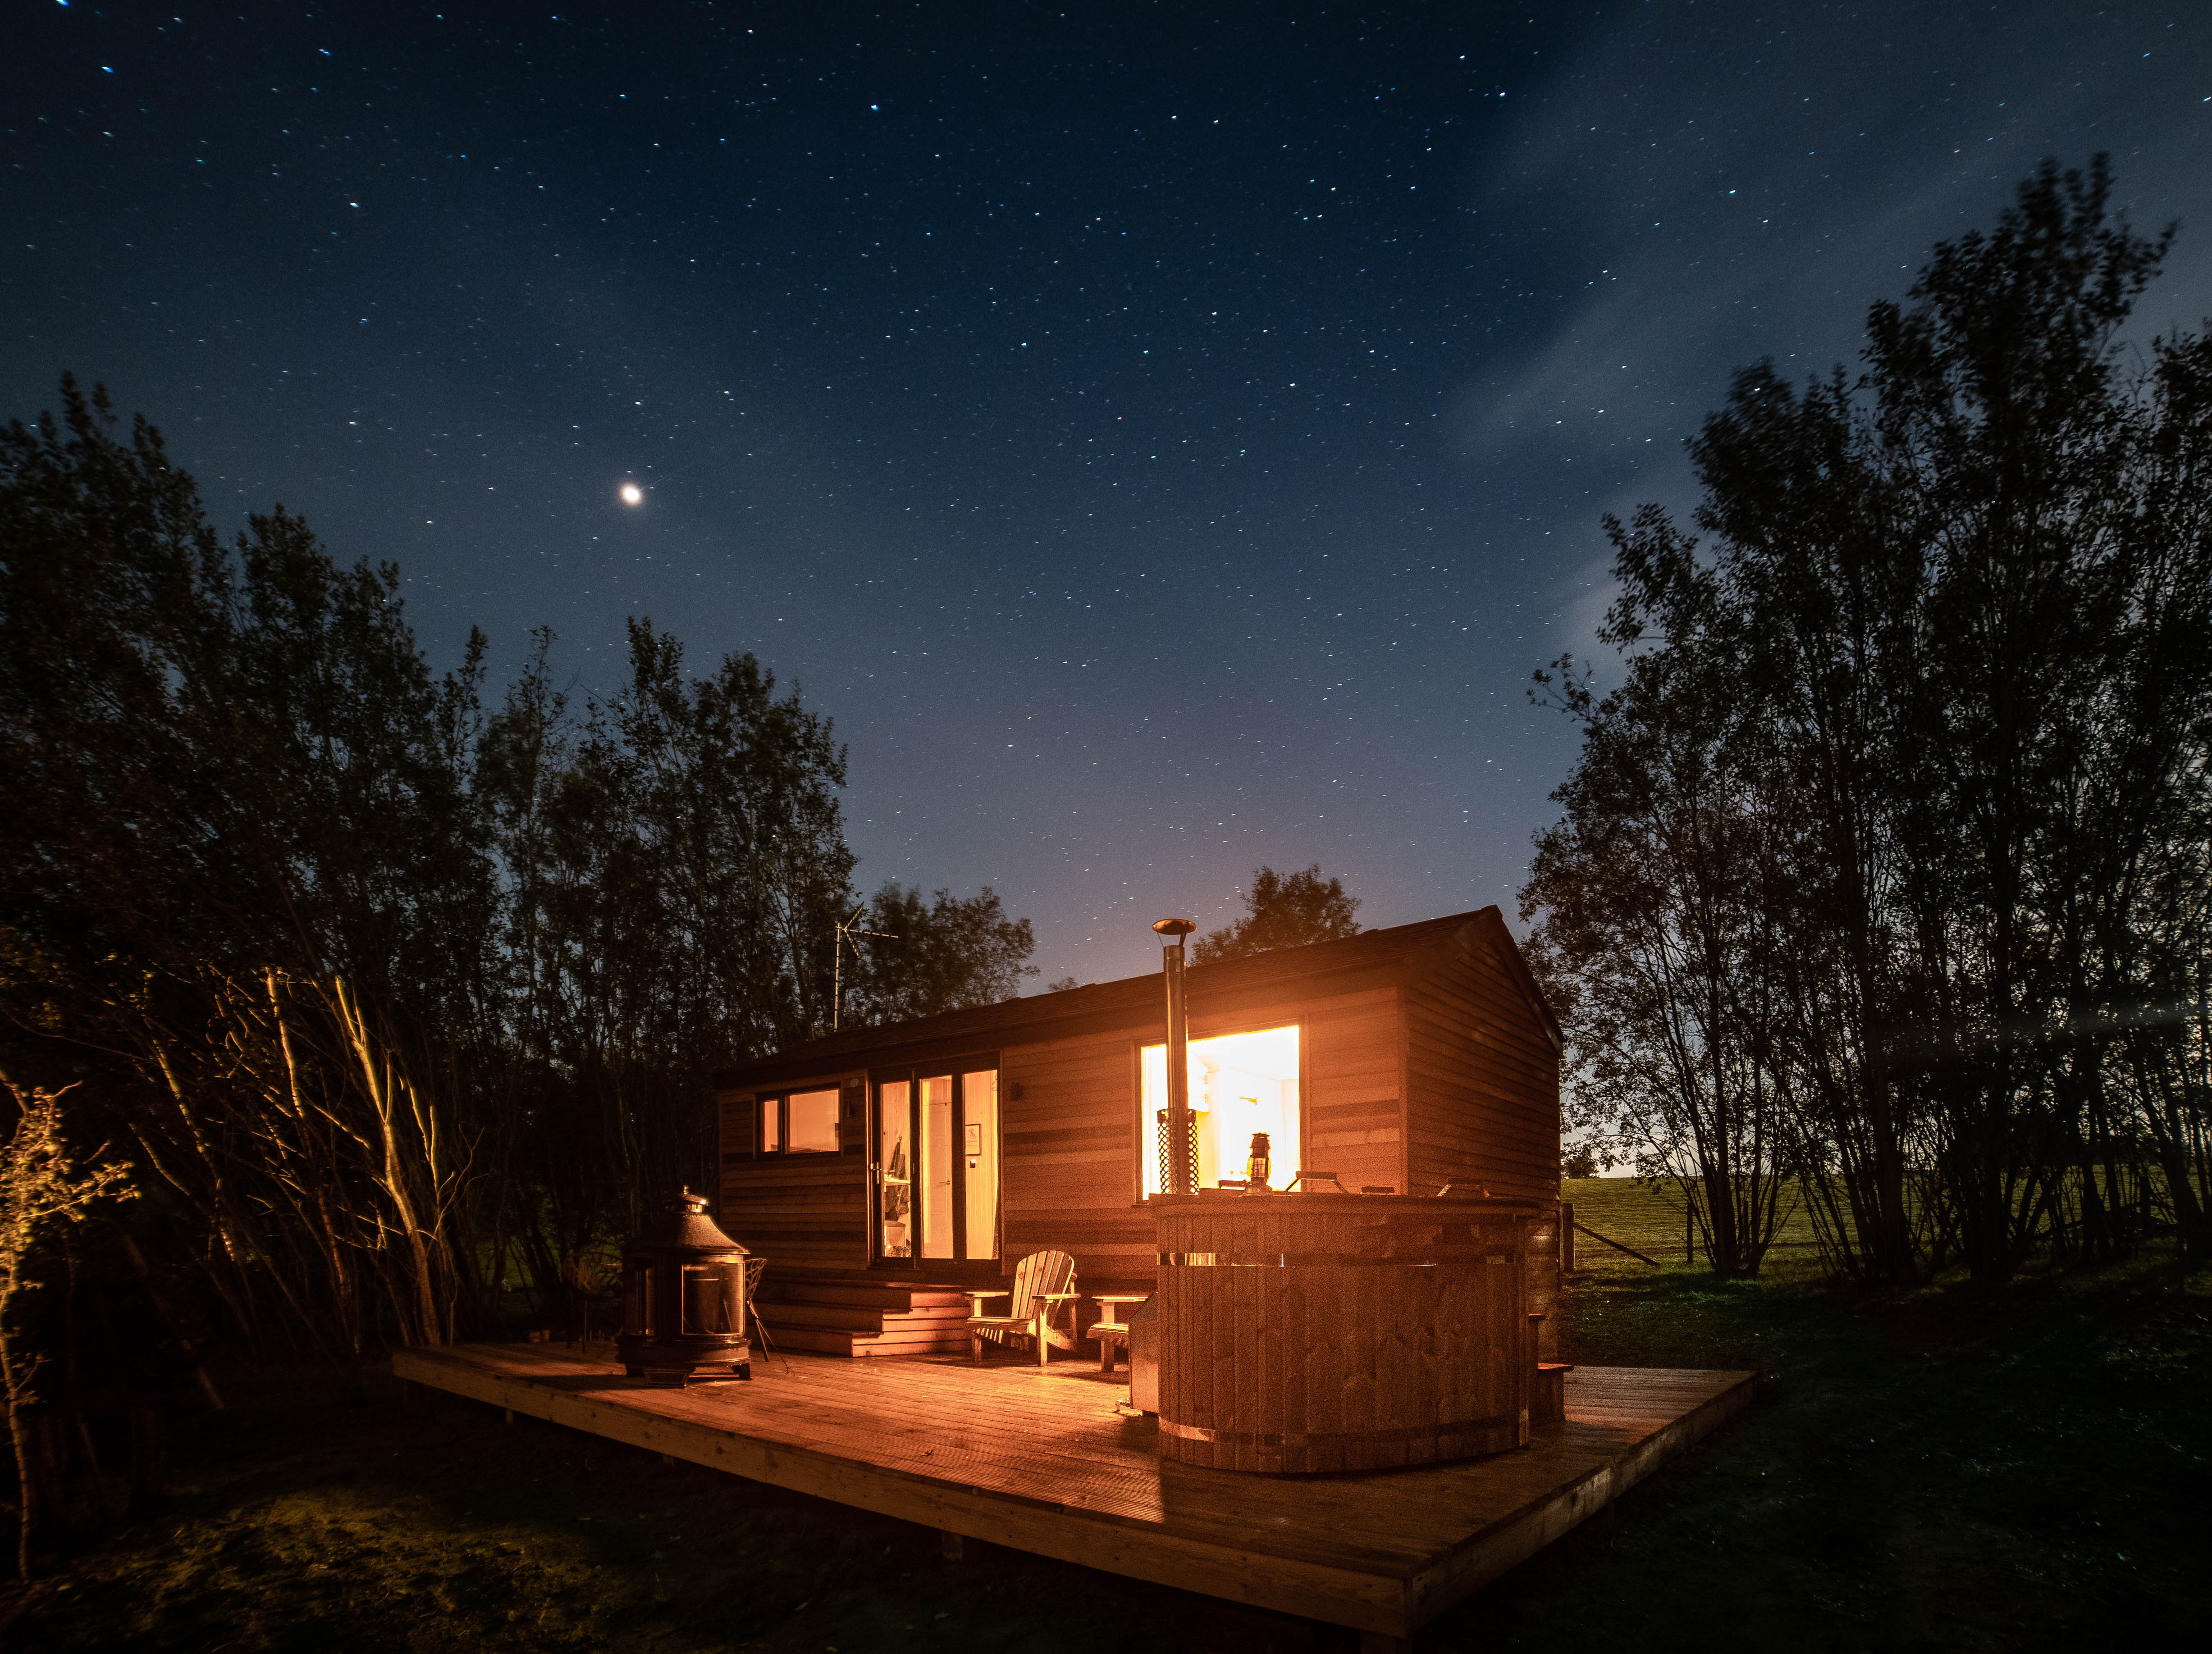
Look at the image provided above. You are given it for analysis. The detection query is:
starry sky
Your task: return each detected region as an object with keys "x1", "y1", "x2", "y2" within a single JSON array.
[{"x1": 8, "y1": 1, "x2": 2209, "y2": 987}]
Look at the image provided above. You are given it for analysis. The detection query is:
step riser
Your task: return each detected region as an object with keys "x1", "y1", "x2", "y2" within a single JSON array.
[
  {"x1": 757, "y1": 1303, "x2": 973, "y2": 1332},
  {"x1": 755, "y1": 1284, "x2": 972, "y2": 1311},
  {"x1": 752, "y1": 1277, "x2": 988, "y2": 1357},
  {"x1": 758, "y1": 1305, "x2": 974, "y2": 1335},
  {"x1": 767, "y1": 1326, "x2": 974, "y2": 1358}
]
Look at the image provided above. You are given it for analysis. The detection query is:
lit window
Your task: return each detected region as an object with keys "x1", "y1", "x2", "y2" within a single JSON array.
[
  {"x1": 1139, "y1": 1025, "x2": 1300, "y2": 1194},
  {"x1": 787, "y1": 1089, "x2": 840, "y2": 1153}
]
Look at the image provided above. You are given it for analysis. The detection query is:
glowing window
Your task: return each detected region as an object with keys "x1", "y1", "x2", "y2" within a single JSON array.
[
  {"x1": 1139, "y1": 1025, "x2": 1300, "y2": 1195},
  {"x1": 787, "y1": 1089, "x2": 841, "y2": 1153}
]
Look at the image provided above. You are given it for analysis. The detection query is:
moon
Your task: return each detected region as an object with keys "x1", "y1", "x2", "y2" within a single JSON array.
[{"x1": 619, "y1": 482, "x2": 644, "y2": 506}]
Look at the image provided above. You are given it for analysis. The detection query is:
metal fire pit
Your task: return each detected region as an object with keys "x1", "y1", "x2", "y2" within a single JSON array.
[{"x1": 617, "y1": 1187, "x2": 754, "y2": 1385}]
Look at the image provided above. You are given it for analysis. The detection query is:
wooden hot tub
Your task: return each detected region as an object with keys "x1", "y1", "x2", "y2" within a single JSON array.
[{"x1": 1151, "y1": 1191, "x2": 1540, "y2": 1473}]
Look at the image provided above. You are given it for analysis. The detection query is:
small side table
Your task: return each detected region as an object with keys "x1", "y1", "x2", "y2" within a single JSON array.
[
  {"x1": 1088, "y1": 1294, "x2": 1149, "y2": 1374},
  {"x1": 1534, "y1": 1363, "x2": 1575, "y2": 1423}
]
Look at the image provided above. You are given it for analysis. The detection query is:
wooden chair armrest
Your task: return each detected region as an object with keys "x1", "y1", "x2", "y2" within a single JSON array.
[
  {"x1": 1033, "y1": 1290, "x2": 1079, "y2": 1301},
  {"x1": 964, "y1": 1290, "x2": 1011, "y2": 1308}
]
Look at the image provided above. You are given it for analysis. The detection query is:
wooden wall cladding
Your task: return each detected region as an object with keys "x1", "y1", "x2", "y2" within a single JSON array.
[
  {"x1": 717, "y1": 1090, "x2": 756, "y2": 1173},
  {"x1": 1302, "y1": 987, "x2": 1405, "y2": 1194},
  {"x1": 1403, "y1": 930, "x2": 1560, "y2": 1205},
  {"x1": 717, "y1": 1084, "x2": 870, "y2": 1270},
  {"x1": 1000, "y1": 988, "x2": 1415, "y2": 1287},
  {"x1": 1001, "y1": 1028, "x2": 1149, "y2": 1282}
]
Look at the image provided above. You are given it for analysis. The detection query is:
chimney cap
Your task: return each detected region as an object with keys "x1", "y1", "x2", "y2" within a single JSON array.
[{"x1": 1152, "y1": 917, "x2": 1197, "y2": 939}]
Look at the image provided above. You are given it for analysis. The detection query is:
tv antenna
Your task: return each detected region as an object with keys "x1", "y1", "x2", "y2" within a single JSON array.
[{"x1": 832, "y1": 907, "x2": 896, "y2": 1032}]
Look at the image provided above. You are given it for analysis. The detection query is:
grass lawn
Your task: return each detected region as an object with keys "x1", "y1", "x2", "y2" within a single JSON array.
[{"x1": 8, "y1": 1250, "x2": 2207, "y2": 1651}]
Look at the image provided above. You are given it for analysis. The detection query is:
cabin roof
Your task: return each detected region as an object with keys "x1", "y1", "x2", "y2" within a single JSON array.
[{"x1": 715, "y1": 904, "x2": 1560, "y2": 1089}]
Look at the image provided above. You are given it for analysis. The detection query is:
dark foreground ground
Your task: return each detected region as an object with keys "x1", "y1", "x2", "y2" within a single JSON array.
[{"x1": 6, "y1": 1249, "x2": 2207, "y2": 1652}]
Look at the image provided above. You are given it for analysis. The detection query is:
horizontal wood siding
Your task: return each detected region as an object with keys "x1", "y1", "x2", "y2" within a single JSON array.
[
  {"x1": 718, "y1": 1084, "x2": 869, "y2": 1270},
  {"x1": 1001, "y1": 1030, "x2": 1150, "y2": 1284},
  {"x1": 999, "y1": 987, "x2": 1410, "y2": 1286},
  {"x1": 1403, "y1": 935, "x2": 1559, "y2": 1203},
  {"x1": 1303, "y1": 987, "x2": 1404, "y2": 1194},
  {"x1": 1401, "y1": 926, "x2": 1563, "y2": 1357}
]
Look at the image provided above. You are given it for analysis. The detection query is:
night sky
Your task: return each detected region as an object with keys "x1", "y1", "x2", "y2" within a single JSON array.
[{"x1": 9, "y1": 2, "x2": 2208, "y2": 987}]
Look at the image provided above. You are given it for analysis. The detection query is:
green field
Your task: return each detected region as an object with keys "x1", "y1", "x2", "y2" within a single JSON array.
[
  {"x1": 1565, "y1": 1172, "x2": 2204, "y2": 1271},
  {"x1": 1565, "y1": 1175, "x2": 1832, "y2": 1263}
]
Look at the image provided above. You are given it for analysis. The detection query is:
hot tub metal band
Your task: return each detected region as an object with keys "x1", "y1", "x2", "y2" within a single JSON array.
[
  {"x1": 1156, "y1": 1412, "x2": 1520, "y2": 1449},
  {"x1": 1157, "y1": 1251, "x2": 1518, "y2": 1268}
]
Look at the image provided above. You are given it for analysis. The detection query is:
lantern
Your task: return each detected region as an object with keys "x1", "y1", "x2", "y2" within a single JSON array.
[
  {"x1": 1246, "y1": 1131, "x2": 1272, "y2": 1192},
  {"x1": 617, "y1": 1187, "x2": 753, "y2": 1385}
]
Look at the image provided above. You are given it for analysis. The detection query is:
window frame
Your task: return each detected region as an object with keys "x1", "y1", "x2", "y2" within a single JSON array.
[
  {"x1": 756, "y1": 1085, "x2": 844, "y2": 1156},
  {"x1": 1132, "y1": 1019, "x2": 1306, "y2": 1200},
  {"x1": 869, "y1": 1053, "x2": 1001, "y2": 1269}
]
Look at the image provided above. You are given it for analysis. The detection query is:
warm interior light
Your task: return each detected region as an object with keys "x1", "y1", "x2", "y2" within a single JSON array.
[
  {"x1": 787, "y1": 1089, "x2": 839, "y2": 1153},
  {"x1": 1140, "y1": 1025, "x2": 1299, "y2": 1195}
]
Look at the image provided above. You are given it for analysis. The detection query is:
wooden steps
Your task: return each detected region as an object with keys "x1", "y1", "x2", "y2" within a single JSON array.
[{"x1": 753, "y1": 1275, "x2": 976, "y2": 1357}]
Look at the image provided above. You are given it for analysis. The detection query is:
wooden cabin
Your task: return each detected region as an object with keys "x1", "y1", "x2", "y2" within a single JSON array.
[{"x1": 711, "y1": 905, "x2": 1565, "y2": 1357}]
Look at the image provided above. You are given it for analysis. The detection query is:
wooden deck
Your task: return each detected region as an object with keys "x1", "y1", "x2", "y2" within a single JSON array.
[{"x1": 393, "y1": 1342, "x2": 1755, "y2": 1645}]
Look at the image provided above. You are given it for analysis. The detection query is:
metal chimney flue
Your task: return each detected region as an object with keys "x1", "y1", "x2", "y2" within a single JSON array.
[{"x1": 1152, "y1": 918, "x2": 1198, "y2": 1195}]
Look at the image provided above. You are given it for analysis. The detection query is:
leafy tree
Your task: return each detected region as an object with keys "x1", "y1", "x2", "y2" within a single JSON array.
[
  {"x1": 1526, "y1": 158, "x2": 2212, "y2": 1282},
  {"x1": 1523, "y1": 642, "x2": 1796, "y2": 1277},
  {"x1": 844, "y1": 883, "x2": 1036, "y2": 1026},
  {"x1": 1191, "y1": 865, "x2": 1362, "y2": 964},
  {"x1": 0, "y1": 380, "x2": 493, "y2": 1355},
  {"x1": 1, "y1": 375, "x2": 1045, "y2": 1359}
]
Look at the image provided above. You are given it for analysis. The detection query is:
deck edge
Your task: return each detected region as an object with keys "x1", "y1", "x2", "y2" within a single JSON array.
[
  {"x1": 393, "y1": 1345, "x2": 1415, "y2": 1636},
  {"x1": 1401, "y1": 1367, "x2": 1760, "y2": 1629}
]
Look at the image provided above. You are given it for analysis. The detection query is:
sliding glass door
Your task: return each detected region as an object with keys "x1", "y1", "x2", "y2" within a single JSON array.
[{"x1": 874, "y1": 1064, "x2": 999, "y2": 1267}]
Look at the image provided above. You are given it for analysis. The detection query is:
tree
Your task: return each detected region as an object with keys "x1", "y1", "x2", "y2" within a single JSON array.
[
  {"x1": 1, "y1": 374, "x2": 1045, "y2": 1359},
  {"x1": 1522, "y1": 640, "x2": 1797, "y2": 1277},
  {"x1": 0, "y1": 379, "x2": 494, "y2": 1357},
  {"x1": 1526, "y1": 157, "x2": 2212, "y2": 1283},
  {"x1": 476, "y1": 619, "x2": 859, "y2": 1297},
  {"x1": 1, "y1": 1077, "x2": 133, "y2": 1578},
  {"x1": 843, "y1": 883, "x2": 1036, "y2": 1026},
  {"x1": 1191, "y1": 866, "x2": 1362, "y2": 964}
]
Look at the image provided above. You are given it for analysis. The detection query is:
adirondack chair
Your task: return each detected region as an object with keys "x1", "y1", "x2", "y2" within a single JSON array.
[{"x1": 964, "y1": 1249, "x2": 1079, "y2": 1367}]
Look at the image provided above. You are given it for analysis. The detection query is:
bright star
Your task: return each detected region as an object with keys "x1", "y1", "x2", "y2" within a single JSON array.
[{"x1": 620, "y1": 483, "x2": 643, "y2": 506}]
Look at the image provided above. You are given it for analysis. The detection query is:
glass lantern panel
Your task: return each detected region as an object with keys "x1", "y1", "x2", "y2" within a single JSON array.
[
  {"x1": 622, "y1": 1264, "x2": 654, "y2": 1337},
  {"x1": 681, "y1": 1263, "x2": 741, "y2": 1335}
]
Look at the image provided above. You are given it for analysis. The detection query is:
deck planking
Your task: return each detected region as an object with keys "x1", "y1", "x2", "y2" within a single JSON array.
[{"x1": 392, "y1": 1342, "x2": 1754, "y2": 1641}]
